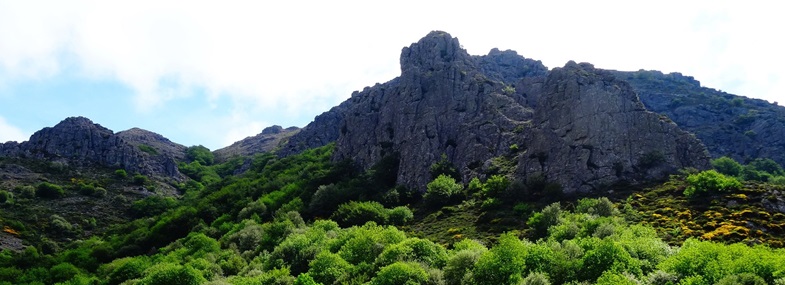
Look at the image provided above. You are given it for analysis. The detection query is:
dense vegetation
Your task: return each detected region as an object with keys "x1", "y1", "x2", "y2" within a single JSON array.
[{"x1": 1, "y1": 147, "x2": 784, "y2": 284}]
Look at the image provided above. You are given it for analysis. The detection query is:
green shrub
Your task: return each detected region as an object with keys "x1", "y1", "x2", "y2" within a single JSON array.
[
  {"x1": 595, "y1": 271, "x2": 639, "y2": 285},
  {"x1": 527, "y1": 203, "x2": 562, "y2": 238},
  {"x1": 137, "y1": 263, "x2": 206, "y2": 285},
  {"x1": 49, "y1": 262, "x2": 81, "y2": 284},
  {"x1": 374, "y1": 237, "x2": 448, "y2": 268},
  {"x1": 132, "y1": 174, "x2": 149, "y2": 185},
  {"x1": 388, "y1": 206, "x2": 414, "y2": 225},
  {"x1": 711, "y1": 156, "x2": 743, "y2": 177},
  {"x1": 36, "y1": 182, "x2": 65, "y2": 198},
  {"x1": 138, "y1": 144, "x2": 158, "y2": 155},
  {"x1": 581, "y1": 239, "x2": 641, "y2": 281},
  {"x1": 430, "y1": 153, "x2": 461, "y2": 181},
  {"x1": 444, "y1": 248, "x2": 484, "y2": 285},
  {"x1": 331, "y1": 201, "x2": 389, "y2": 227},
  {"x1": 0, "y1": 190, "x2": 12, "y2": 204},
  {"x1": 308, "y1": 251, "x2": 350, "y2": 285},
  {"x1": 483, "y1": 175, "x2": 510, "y2": 197},
  {"x1": 715, "y1": 273, "x2": 766, "y2": 285},
  {"x1": 770, "y1": 176, "x2": 785, "y2": 186},
  {"x1": 15, "y1": 185, "x2": 36, "y2": 198},
  {"x1": 294, "y1": 273, "x2": 320, "y2": 285},
  {"x1": 521, "y1": 271, "x2": 551, "y2": 285},
  {"x1": 749, "y1": 158, "x2": 784, "y2": 176},
  {"x1": 114, "y1": 169, "x2": 128, "y2": 179},
  {"x1": 370, "y1": 262, "x2": 429, "y2": 285},
  {"x1": 186, "y1": 145, "x2": 214, "y2": 165},
  {"x1": 424, "y1": 174, "x2": 464, "y2": 208},
  {"x1": 575, "y1": 198, "x2": 617, "y2": 217},
  {"x1": 684, "y1": 170, "x2": 742, "y2": 198},
  {"x1": 472, "y1": 233, "x2": 528, "y2": 285}
]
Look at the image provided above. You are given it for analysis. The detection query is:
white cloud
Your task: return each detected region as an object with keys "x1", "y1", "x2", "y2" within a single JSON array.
[{"x1": 0, "y1": 116, "x2": 28, "y2": 143}]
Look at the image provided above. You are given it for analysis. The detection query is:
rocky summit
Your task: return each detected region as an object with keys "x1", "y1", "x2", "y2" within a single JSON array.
[
  {"x1": 281, "y1": 31, "x2": 712, "y2": 193},
  {"x1": 0, "y1": 117, "x2": 183, "y2": 180},
  {"x1": 214, "y1": 125, "x2": 299, "y2": 163}
]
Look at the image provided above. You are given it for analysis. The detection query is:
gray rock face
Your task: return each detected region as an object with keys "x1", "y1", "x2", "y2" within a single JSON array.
[
  {"x1": 0, "y1": 117, "x2": 183, "y2": 180},
  {"x1": 283, "y1": 31, "x2": 712, "y2": 193},
  {"x1": 214, "y1": 125, "x2": 299, "y2": 162},
  {"x1": 278, "y1": 104, "x2": 347, "y2": 157},
  {"x1": 613, "y1": 70, "x2": 785, "y2": 166},
  {"x1": 519, "y1": 62, "x2": 711, "y2": 192},
  {"x1": 116, "y1": 127, "x2": 187, "y2": 161}
]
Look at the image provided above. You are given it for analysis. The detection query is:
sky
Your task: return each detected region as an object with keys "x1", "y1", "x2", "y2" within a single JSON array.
[{"x1": 0, "y1": 1, "x2": 783, "y2": 150}]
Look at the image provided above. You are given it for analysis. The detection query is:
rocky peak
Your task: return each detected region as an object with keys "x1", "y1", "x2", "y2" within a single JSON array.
[
  {"x1": 281, "y1": 32, "x2": 712, "y2": 193},
  {"x1": 214, "y1": 126, "x2": 300, "y2": 163},
  {"x1": 0, "y1": 117, "x2": 183, "y2": 180},
  {"x1": 116, "y1": 127, "x2": 187, "y2": 161},
  {"x1": 261, "y1": 125, "x2": 284, "y2": 135},
  {"x1": 400, "y1": 31, "x2": 474, "y2": 75},
  {"x1": 519, "y1": 62, "x2": 711, "y2": 192},
  {"x1": 476, "y1": 48, "x2": 549, "y2": 84}
]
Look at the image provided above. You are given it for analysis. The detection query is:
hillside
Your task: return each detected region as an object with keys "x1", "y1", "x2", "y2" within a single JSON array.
[{"x1": 1, "y1": 31, "x2": 785, "y2": 285}]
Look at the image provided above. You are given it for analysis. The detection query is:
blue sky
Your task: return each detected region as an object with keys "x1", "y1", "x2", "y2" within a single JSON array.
[{"x1": 1, "y1": 1, "x2": 783, "y2": 150}]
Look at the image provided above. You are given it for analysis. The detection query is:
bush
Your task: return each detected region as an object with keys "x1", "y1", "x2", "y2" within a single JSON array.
[
  {"x1": 15, "y1": 185, "x2": 36, "y2": 198},
  {"x1": 370, "y1": 262, "x2": 429, "y2": 285},
  {"x1": 186, "y1": 145, "x2": 214, "y2": 166},
  {"x1": 684, "y1": 170, "x2": 742, "y2": 198},
  {"x1": 527, "y1": 203, "x2": 562, "y2": 238},
  {"x1": 114, "y1": 169, "x2": 128, "y2": 179},
  {"x1": 472, "y1": 233, "x2": 528, "y2": 285},
  {"x1": 712, "y1": 156, "x2": 743, "y2": 177},
  {"x1": 132, "y1": 174, "x2": 149, "y2": 185},
  {"x1": 49, "y1": 262, "x2": 81, "y2": 284},
  {"x1": 0, "y1": 190, "x2": 12, "y2": 204},
  {"x1": 137, "y1": 263, "x2": 206, "y2": 285},
  {"x1": 483, "y1": 175, "x2": 510, "y2": 197},
  {"x1": 388, "y1": 206, "x2": 414, "y2": 225},
  {"x1": 308, "y1": 251, "x2": 351, "y2": 285},
  {"x1": 424, "y1": 174, "x2": 464, "y2": 208},
  {"x1": 521, "y1": 271, "x2": 551, "y2": 285},
  {"x1": 36, "y1": 182, "x2": 65, "y2": 198},
  {"x1": 575, "y1": 198, "x2": 617, "y2": 217},
  {"x1": 715, "y1": 273, "x2": 766, "y2": 285},
  {"x1": 749, "y1": 158, "x2": 784, "y2": 176},
  {"x1": 331, "y1": 201, "x2": 389, "y2": 227}
]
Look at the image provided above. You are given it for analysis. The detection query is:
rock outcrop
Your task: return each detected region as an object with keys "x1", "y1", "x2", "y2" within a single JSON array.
[
  {"x1": 214, "y1": 125, "x2": 299, "y2": 162},
  {"x1": 116, "y1": 127, "x2": 187, "y2": 161},
  {"x1": 613, "y1": 70, "x2": 785, "y2": 166},
  {"x1": 519, "y1": 62, "x2": 710, "y2": 192},
  {"x1": 0, "y1": 117, "x2": 183, "y2": 180},
  {"x1": 281, "y1": 31, "x2": 711, "y2": 193}
]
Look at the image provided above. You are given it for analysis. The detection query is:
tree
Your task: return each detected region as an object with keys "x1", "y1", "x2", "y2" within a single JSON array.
[
  {"x1": 186, "y1": 145, "x2": 214, "y2": 166},
  {"x1": 472, "y1": 233, "x2": 528, "y2": 285},
  {"x1": 370, "y1": 262, "x2": 429, "y2": 285},
  {"x1": 36, "y1": 182, "x2": 64, "y2": 198},
  {"x1": 424, "y1": 174, "x2": 464, "y2": 208},
  {"x1": 711, "y1": 156, "x2": 742, "y2": 177},
  {"x1": 684, "y1": 170, "x2": 742, "y2": 198}
]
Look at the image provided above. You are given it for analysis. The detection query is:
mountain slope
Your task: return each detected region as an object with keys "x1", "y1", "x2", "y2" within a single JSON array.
[
  {"x1": 281, "y1": 31, "x2": 710, "y2": 193},
  {"x1": 0, "y1": 117, "x2": 184, "y2": 181},
  {"x1": 614, "y1": 70, "x2": 785, "y2": 166}
]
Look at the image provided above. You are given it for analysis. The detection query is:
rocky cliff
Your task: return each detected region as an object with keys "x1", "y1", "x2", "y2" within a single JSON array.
[
  {"x1": 0, "y1": 117, "x2": 183, "y2": 180},
  {"x1": 613, "y1": 70, "x2": 785, "y2": 166},
  {"x1": 282, "y1": 31, "x2": 711, "y2": 193},
  {"x1": 214, "y1": 125, "x2": 299, "y2": 162}
]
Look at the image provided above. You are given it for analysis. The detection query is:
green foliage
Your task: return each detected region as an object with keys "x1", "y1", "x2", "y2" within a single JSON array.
[
  {"x1": 0, "y1": 190, "x2": 12, "y2": 204},
  {"x1": 748, "y1": 158, "x2": 784, "y2": 176},
  {"x1": 308, "y1": 251, "x2": 351, "y2": 285},
  {"x1": 36, "y1": 182, "x2": 64, "y2": 198},
  {"x1": 527, "y1": 203, "x2": 561, "y2": 238},
  {"x1": 712, "y1": 156, "x2": 743, "y2": 177},
  {"x1": 388, "y1": 206, "x2": 414, "y2": 225},
  {"x1": 715, "y1": 273, "x2": 767, "y2": 285},
  {"x1": 575, "y1": 198, "x2": 618, "y2": 217},
  {"x1": 294, "y1": 273, "x2": 321, "y2": 285},
  {"x1": 472, "y1": 233, "x2": 528, "y2": 285},
  {"x1": 483, "y1": 175, "x2": 510, "y2": 198},
  {"x1": 49, "y1": 262, "x2": 81, "y2": 284},
  {"x1": 137, "y1": 144, "x2": 158, "y2": 155},
  {"x1": 424, "y1": 174, "x2": 464, "y2": 208},
  {"x1": 137, "y1": 263, "x2": 206, "y2": 285},
  {"x1": 375, "y1": 237, "x2": 448, "y2": 269},
  {"x1": 132, "y1": 174, "x2": 149, "y2": 185},
  {"x1": 331, "y1": 201, "x2": 389, "y2": 227},
  {"x1": 659, "y1": 239, "x2": 785, "y2": 284},
  {"x1": 185, "y1": 145, "x2": 214, "y2": 165},
  {"x1": 581, "y1": 239, "x2": 641, "y2": 281},
  {"x1": 521, "y1": 271, "x2": 551, "y2": 285},
  {"x1": 683, "y1": 170, "x2": 742, "y2": 198},
  {"x1": 101, "y1": 256, "x2": 152, "y2": 285},
  {"x1": 370, "y1": 262, "x2": 429, "y2": 285},
  {"x1": 114, "y1": 169, "x2": 128, "y2": 179},
  {"x1": 430, "y1": 153, "x2": 461, "y2": 181},
  {"x1": 131, "y1": 195, "x2": 178, "y2": 217}
]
